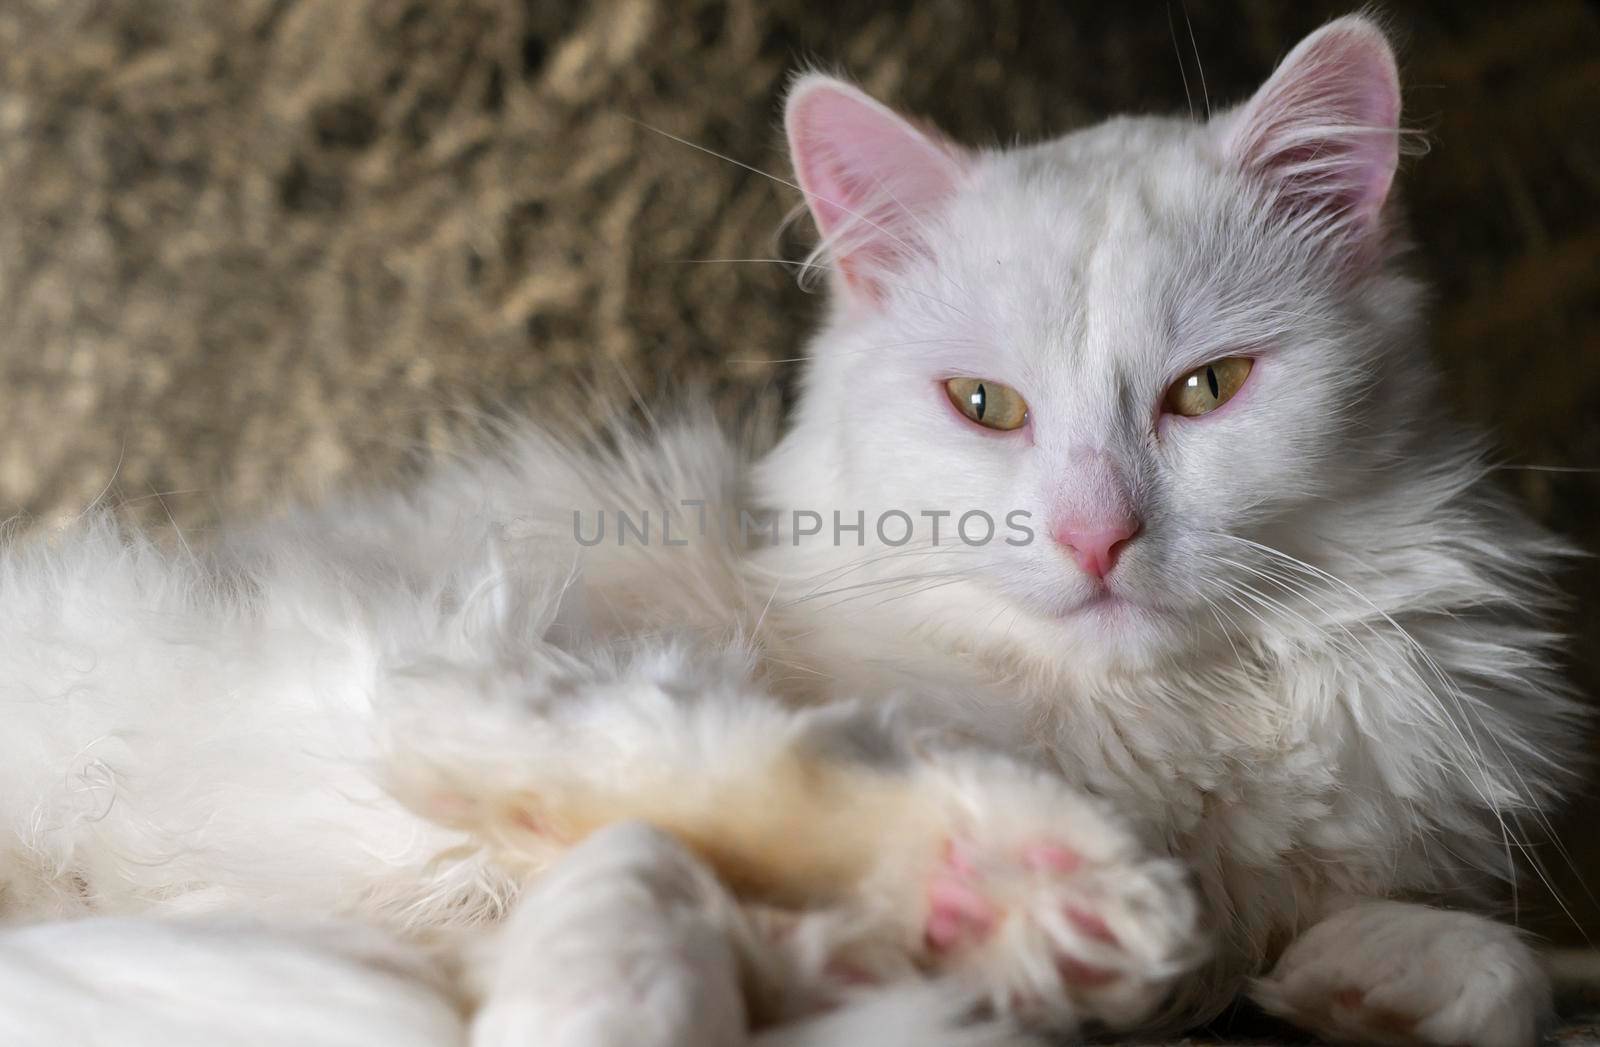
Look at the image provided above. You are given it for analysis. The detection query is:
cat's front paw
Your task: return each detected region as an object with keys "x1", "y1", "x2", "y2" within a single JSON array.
[
  {"x1": 1250, "y1": 900, "x2": 1550, "y2": 1047},
  {"x1": 898, "y1": 756, "x2": 1208, "y2": 1034},
  {"x1": 471, "y1": 821, "x2": 752, "y2": 1047}
]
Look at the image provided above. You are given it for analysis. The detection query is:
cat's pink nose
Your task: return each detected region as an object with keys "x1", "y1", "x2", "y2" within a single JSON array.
[{"x1": 1053, "y1": 521, "x2": 1141, "y2": 580}]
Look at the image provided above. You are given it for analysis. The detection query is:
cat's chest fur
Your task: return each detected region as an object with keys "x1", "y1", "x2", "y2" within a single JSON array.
[{"x1": 756, "y1": 594, "x2": 1504, "y2": 941}]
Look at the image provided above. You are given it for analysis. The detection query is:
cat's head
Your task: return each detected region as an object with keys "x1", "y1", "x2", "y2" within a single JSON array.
[{"x1": 766, "y1": 16, "x2": 1439, "y2": 673}]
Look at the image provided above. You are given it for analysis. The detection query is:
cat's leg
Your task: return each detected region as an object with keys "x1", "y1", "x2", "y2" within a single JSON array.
[
  {"x1": 385, "y1": 649, "x2": 1206, "y2": 1038},
  {"x1": 466, "y1": 819, "x2": 1048, "y2": 1047},
  {"x1": 466, "y1": 820, "x2": 759, "y2": 1047},
  {"x1": 1249, "y1": 899, "x2": 1550, "y2": 1047}
]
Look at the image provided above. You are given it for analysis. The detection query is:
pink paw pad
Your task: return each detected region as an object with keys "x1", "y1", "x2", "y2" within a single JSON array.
[
  {"x1": 924, "y1": 840, "x2": 1000, "y2": 951},
  {"x1": 1057, "y1": 954, "x2": 1120, "y2": 987},
  {"x1": 1064, "y1": 904, "x2": 1116, "y2": 945},
  {"x1": 925, "y1": 872, "x2": 998, "y2": 951},
  {"x1": 924, "y1": 835, "x2": 1125, "y2": 993},
  {"x1": 1026, "y1": 841, "x2": 1123, "y2": 987},
  {"x1": 1023, "y1": 842, "x2": 1082, "y2": 873}
]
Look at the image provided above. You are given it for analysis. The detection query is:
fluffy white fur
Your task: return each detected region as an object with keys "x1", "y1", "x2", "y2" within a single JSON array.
[
  {"x1": 0, "y1": 917, "x2": 465, "y2": 1047},
  {"x1": 0, "y1": 14, "x2": 1580, "y2": 1047}
]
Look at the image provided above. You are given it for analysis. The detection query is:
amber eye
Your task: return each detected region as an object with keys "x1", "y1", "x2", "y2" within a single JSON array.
[
  {"x1": 945, "y1": 378, "x2": 1029, "y2": 431},
  {"x1": 1164, "y1": 357, "x2": 1253, "y2": 417}
]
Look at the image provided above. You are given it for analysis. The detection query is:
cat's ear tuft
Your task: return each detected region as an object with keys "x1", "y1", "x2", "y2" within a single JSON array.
[
  {"x1": 784, "y1": 74, "x2": 968, "y2": 302},
  {"x1": 1224, "y1": 15, "x2": 1402, "y2": 254}
]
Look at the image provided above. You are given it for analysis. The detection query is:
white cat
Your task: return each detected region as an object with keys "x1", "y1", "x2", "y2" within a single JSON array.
[{"x1": 0, "y1": 14, "x2": 1578, "y2": 1047}]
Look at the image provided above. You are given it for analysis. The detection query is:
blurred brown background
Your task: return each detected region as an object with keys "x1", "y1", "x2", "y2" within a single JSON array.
[{"x1": 0, "y1": 0, "x2": 1595, "y2": 958}]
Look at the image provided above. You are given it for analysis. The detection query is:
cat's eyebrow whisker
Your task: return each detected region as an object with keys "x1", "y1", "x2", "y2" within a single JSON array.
[
  {"x1": 1167, "y1": 4, "x2": 1195, "y2": 122},
  {"x1": 625, "y1": 115, "x2": 934, "y2": 288},
  {"x1": 728, "y1": 336, "x2": 976, "y2": 366},
  {"x1": 668, "y1": 257, "x2": 974, "y2": 321},
  {"x1": 846, "y1": 167, "x2": 977, "y2": 310},
  {"x1": 1181, "y1": 0, "x2": 1211, "y2": 120},
  {"x1": 1204, "y1": 300, "x2": 1359, "y2": 329}
]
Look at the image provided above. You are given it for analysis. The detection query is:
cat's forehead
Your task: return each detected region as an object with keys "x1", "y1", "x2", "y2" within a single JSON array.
[
  {"x1": 949, "y1": 117, "x2": 1227, "y2": 268},
  {"x1": 1007, "y1": 115, "x2": 1219, "y2": 182},
  {"x1": 931, "y1": 117, "x2": 1240, "y2": 381}
]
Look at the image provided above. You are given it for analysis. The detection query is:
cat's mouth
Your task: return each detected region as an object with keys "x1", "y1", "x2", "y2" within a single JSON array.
[
  {"x1": 1031, "y1": 586, "x2": 1190, "y2": 670},
  {"x1": 1055, "y1": 587, "x2": 1174, "y2": 623}
]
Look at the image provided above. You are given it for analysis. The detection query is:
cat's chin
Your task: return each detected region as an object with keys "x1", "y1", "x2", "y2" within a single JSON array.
[
  {"x1": 1052, "y1": 589, "x2": 1172, "y2": 626},
  {"x1": 1033, "y1": 592, "x2": 1192, "y2": 674}
]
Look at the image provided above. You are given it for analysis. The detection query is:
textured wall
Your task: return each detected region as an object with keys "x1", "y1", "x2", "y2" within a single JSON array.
[{"x1": 0, "y1": 0, "x2": 1596, "y2": 946}]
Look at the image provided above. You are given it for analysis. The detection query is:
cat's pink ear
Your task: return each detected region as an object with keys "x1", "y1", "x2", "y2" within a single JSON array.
[
  {"x1": 1224, "y1": 16, "x2": 1401, "y2": 254},
  {"x1": 785, "y1": 75, "x2": 968, "y2": 302}
]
